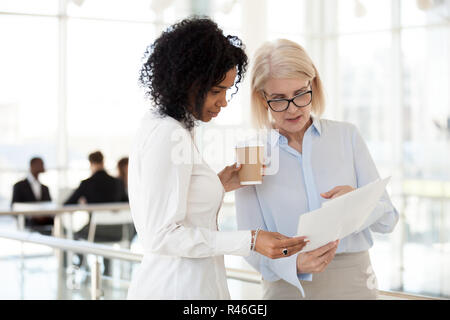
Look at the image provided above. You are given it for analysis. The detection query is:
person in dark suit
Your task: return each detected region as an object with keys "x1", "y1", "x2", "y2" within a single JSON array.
[
  {"x1": 64, "y1": 151, "x2": 124, "y2": 205},
  {"x1": 11, "y1": 157, "x2": 54, "y2": 234},
  {"x1": 117, "y1": 157, "x2": 129, "y2": 202},
  {"x1": 117, "y1": 156, "x2": 137, "y2": 244},
  {"x1": 64, "y1": 151, "x2": 127, "y2": 275}
]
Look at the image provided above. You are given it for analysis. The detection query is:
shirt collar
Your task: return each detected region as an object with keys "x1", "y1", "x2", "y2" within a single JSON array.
[
  {"x1": 269, "y1": 115, "x2": 322, "y2": 146},
  {"x1": 311, "y1": 115, "x2": 322, "y2": 136},
  {"x1": 27, "y1": 173, "x2": 40, "y2": 185}
]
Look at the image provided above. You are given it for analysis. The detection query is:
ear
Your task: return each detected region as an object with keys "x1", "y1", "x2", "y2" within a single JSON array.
[{"x1": 262, "y1": 95, "x2": 269, "y2": 110}]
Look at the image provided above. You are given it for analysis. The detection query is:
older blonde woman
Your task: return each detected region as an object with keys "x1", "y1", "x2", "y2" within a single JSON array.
[{"x1": 235, "y1": 39, "x2": 399, "y2": 300}]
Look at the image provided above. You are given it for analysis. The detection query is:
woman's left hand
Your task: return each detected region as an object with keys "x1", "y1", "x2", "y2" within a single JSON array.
[
  {"x1": 320, "y1": 185, "x2": 355, "y2": 199},
  {"x1": 218, "y1": 163, "x2": 242, "y2": 192}
]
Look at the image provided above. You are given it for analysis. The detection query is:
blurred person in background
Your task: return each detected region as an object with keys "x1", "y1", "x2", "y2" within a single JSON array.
[
  {"x1": 117, "y1": 157, "x2": 129, "y2": 202},
  {"x1": 117, "y1": 156, "x2": 136, "y2": 243},
  {"x1": 64, "y1": 151, "x2": 124, "y2": 205},
  {"x1": 11, "y1": 156, "x2": 54, "y2": 235},
  {"x1": 64, "y1": 150, "x2": 127, "y2": 275}
]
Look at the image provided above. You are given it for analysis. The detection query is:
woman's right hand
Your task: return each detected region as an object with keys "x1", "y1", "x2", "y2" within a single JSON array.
[
  {"x1": 296, "y1": 240, "x2": 339, "y2": 273},
  {"x1": 253, "y1": 230, "x2": 309, "y2": 259}
]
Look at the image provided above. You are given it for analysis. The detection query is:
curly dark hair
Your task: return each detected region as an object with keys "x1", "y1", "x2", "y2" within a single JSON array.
[{"x1": 139, "y1": 16, "x2": 248, "y2": 130}]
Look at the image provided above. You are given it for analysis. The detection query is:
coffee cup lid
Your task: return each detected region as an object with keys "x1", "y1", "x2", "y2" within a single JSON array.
[{"x1": 235, "y1": 139, "x2": 265, "y2": 148}]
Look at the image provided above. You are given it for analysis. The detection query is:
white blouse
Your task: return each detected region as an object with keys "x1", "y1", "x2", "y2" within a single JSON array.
[{"x1": 127, "y1": 111, "x2": 252, "y2": 300}]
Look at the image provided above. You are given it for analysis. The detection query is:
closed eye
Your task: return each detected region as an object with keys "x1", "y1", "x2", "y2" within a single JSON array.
[
  {"x1": 212, "y1": 86, "x2": 228, "y2": 94},
  {"x1": 294, "y1": 89, "x2": 309, "y2": 96}
]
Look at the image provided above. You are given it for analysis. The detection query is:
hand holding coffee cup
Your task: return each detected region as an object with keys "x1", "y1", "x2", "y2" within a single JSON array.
[
  {"x1": 235, "y1": 141, "x2": 265, "y2": 185},
  {"x1": 217, "y1": 163, "x2": 243, "y2": 192}
]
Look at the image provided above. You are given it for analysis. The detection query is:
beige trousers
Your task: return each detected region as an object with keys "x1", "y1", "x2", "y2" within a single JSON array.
[{"x1": 262, "y1": 251, "x2": 379, "y2": 300}]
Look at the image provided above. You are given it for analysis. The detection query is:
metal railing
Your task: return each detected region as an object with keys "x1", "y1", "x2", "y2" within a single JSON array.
[
  {"x1": 0, "y1": 230, "x2": 443, "y2": 301},
  {"x1": 0, "y1": 202, "x2": 130, "y2": 216}
]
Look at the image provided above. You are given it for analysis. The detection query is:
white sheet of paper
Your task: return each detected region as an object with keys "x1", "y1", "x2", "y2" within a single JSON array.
[{"x1": 297, "y1": 177, "x2": 391, "y2": 253}]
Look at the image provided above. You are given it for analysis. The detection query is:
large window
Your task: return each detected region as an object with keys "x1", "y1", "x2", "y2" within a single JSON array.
[
  {"x1": 65, "y1": 18, "x2": 154, "y2": 189},
  {"x1": 0, "y1": 14, "x2": 59, "y2": 203},
  {"x1": 0, "y1": 0, "x2": 192, "y2": 204},
  {"x1": 331, "y1": 0, "x2": 450, "y2": 297}
]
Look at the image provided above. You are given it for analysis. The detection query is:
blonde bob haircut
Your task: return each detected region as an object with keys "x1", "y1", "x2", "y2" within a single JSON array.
[{"x1": 250, "y1": 39, "x2": 325, "y2": 129}]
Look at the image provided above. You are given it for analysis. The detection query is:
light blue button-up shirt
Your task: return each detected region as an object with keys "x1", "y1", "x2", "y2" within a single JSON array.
[{"x1": 235, "y1": 117, "x2": 399, "y2": 297}]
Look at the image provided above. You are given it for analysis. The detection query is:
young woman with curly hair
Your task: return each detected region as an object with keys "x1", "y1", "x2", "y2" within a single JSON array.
[{"x1": 127, "y1": 17, "x2": 308, "y2": 300}]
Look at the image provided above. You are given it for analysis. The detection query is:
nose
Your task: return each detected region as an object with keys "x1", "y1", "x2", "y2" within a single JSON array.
[
  {"x1": 286, "y1": 100, "x2": 297, "y2": 114},
  {"x1": 217, "y1": 93, "x2": 228, "y2": 108}
]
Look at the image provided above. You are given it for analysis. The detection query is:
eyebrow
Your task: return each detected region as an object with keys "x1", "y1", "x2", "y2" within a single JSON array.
[
  {"x1": 269, "y1": 86, "x2": 309, "y2": 98},
  {"x1": 214, "y1": 85, "x2": 231, "y2": 90}
]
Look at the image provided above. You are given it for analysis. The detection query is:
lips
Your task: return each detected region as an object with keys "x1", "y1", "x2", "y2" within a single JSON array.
[
  {"x1": 286, "y1": 115, "x2": 302, "y2": 122},
  {"x1": 208, "y1": 111, "x2": 219, "y2": 117}
]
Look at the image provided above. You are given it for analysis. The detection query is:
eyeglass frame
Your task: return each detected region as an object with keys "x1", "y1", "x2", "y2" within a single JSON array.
[{"x1": 262, "y1": 83, "x2": 313, "y2": 112}]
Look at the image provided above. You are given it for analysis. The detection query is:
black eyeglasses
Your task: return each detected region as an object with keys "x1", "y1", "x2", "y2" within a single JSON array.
[{"x1": 263, "y1": 87, "x2": 313, "y2": 112}]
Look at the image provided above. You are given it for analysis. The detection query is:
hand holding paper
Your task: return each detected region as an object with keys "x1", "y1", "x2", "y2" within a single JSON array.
[
  {"x1": 320, "y1": 185, "x2": 355, "y2": 200},
  {"x1": 297, "y1": 177, "x2": 391, "y2": 253}
]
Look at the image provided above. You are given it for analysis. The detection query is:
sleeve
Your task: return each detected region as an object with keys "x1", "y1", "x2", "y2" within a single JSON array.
[
  {"x1": 351, "y1": 125, "x2": 399, "y2": 234},
  {"x1": 11, "y1": 183, "x2": 21, "y2": 206},
  {"x1": 64, "y1": 182, "x2": 85, "y2": 205},
  {"x1": 118, "y1": 180, "x2": 129, "y2": 202},
  {"x1": 43, "y1": 185, "x2": 51, "y2": 201},
  {"x1": 140, "y1": 122, "x2": 251, "y2": 258},
  {"x1": 235, "y1": 185, "x2": 311, "y2": 297}
]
